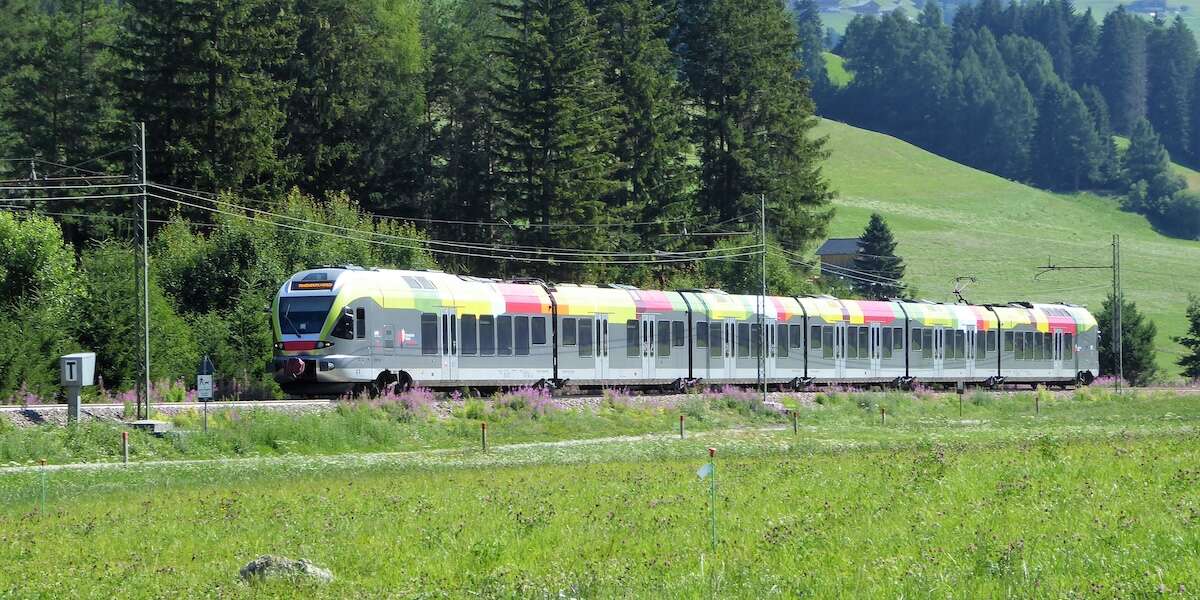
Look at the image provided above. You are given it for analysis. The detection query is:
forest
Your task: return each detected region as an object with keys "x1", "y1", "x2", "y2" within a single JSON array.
[
  {"x1": 822, "y1": 0, "x2": 1200, "y2": 240},
  {"x1": 0, "y1": 0, "x2": 837, "y2": 399}
]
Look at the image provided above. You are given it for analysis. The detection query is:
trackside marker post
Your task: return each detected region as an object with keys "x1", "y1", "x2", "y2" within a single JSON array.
[
  {"x1": 481, "y1": 421, "x2": 487, "y2": 453},
  {"x1": 122, "y1": 431, "x2": 129, "y2": 464},
  {"x1": 697, "y1": 447, "x2": 717, "y2": 551},
  {"x1": 39, "y1": 459, "x2": 46, "y2": 515},
  {"x1": 680, "y1": 414, "x2": 685, "y2": 439},
  {"x1": 792, "y1": 409, "x2": 798, "y2": 434}
]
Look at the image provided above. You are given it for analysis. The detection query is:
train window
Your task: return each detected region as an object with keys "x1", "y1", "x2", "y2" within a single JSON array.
[
  {"x1": 709, "y1": 324, "x2": 722, "y2": 358},
  {"x1": 1014, "y1": 331, "x2": 1024, "y2": 359},
  {"x1": 658, "y1": 321, "x2": 671, "y2": 357},
  {"x1": 822, "y1": 326, "x2": 834, "y2": 359},
  {"x1": 911, "y1": 328, "x2": 922, "y2": 351},
  {"x1": 847, "y1": 326, "x2": 858, "y2": 358},
  {"x1": 791, "y1": 325, "x2": 804, "y2": 349},
  {"x1": 777, "y1": 324, "x2": 789, "y2": 358},
  {"x1": 1064, "y1": 333, "x2": 1074, "y2": 358},
  {"x1": 462, "y1": 315, "x2": 477, "y2": 355},
  {"x1": 751, "y1": 324, "x2": 762, "y2": 357},
  {"x1": 532, "y1": 317, "x2": 547, "y2": 345},
  {"x1": 442, "y1": 315, "x2": 450, "y2": 355},
  {"x1": 882, "y1": 328, "x2": 893, "y2": 359},
  {"x1": 579, "y1": 318, "x2": 593, "y2": 357},
  {"x1": 1004, "y1": 331, "x2": 1014, "y2": 353},
  {"x1": 562, "y1": 318, "x2": 577, "y2": 346},
  {"x1": 479, "y1": 316, "x2": 495, "y2": 355},
  {"x1": 976, "y1": 330, "x2": 986, "y2": 359},
  {"x1": 922, "y1": 330, "x2": 933, "y2": 359},
  {"x1": 626, "y1": 320, "x2": 639, "y2": 357},
  {"x1": 893, "y1": 328, "x2": 904, "y2": 350},
  {"x1": 515, "y1": 316, "x2": 530, "y2": 356},
  {"x1": 672, "y1": 321, "x2": 686, "y2": 347},
  {"x1": 1031, "y1": 332, "x2": 1040, "y2": 360},
  {"x1": 810, "y1": 326, "x2": 822, "y2": 353},
  {"x1": 988, "y1": 331, "x2": 997, "y2": 353},
  {"x1": 858, "y1": 327, "x2": 869, "y2": 359},
  {"x1": 737, "y1": 323, "x2": 750, "y2": 358},
  {"x1": 954, "y1": 330, "x2": 965, "y2": 359},
  {"x1": 497, "y1": 316, "x2": 513, "y2": 356},
  {"x1": 355, "y1": 308, "x2": 366, "y2": 339},
  {"x1": 696, "y1": 322, "x2": 708, "y2": 348},
  {"x1": 421, "y1": 314, "x2": 438, "y2": 355},
  {"x1": 1044, "y1": 333, "x2": 1053, "y2": 360}
]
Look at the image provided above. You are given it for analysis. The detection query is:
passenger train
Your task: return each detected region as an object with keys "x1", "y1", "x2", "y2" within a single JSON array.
[{"x1": 271, "y1": 267, "x2": 1100, "y2": 396}]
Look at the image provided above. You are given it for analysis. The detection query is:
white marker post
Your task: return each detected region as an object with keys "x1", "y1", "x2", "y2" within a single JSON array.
[
  {"x1": 697, "y1": 447, "x2": 717, "y2": 550},
  {"x1": 197, "y1": 355, "x2": 214, "y2": 432}
]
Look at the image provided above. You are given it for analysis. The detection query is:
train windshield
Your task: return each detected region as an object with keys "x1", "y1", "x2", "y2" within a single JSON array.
[{"x1": 279, "y1": 296, "x2": 335, "y2": 335}]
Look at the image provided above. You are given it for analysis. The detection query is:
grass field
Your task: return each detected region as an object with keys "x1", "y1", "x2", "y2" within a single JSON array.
[
  {"x1": 822, "y1": 51, "x2": 852, "y2": 86},
  {"x1": 3, "y1": 389, "x2": 1200, "y2": 596},
  {"x1": 816, "y1": 119, "x2": 1200, "y2": 377}
]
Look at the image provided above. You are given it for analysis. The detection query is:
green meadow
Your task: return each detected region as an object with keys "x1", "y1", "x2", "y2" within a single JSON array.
[
  {"x1": 2, "y1": 389, "x2": 1200, "y2": 597},
  {"x1": 817, "y1": 118, "x2": 1200, "y2": 377}
]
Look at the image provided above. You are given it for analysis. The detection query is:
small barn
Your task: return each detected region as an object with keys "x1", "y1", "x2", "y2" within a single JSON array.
[{"x1": 815, "y1": 238, "x2": 861, "y2": 278}]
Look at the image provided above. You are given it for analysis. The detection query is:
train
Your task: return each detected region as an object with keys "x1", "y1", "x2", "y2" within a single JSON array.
[{"x1": 270, "y1": 266, "x2": 1100, "y2": 396}]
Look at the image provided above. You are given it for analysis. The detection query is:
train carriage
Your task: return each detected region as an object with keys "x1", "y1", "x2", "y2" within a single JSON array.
[{"x1": 271, "y1": 267, "x2": 1101, "y2": 395}]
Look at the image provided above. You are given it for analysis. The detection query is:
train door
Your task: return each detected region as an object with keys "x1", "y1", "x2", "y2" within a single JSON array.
[
  {"x1": 595, "y1": 315, "x2": 610, "y2": 379},
  {"x1": 868, "y1": 323, "x2": 882, "y2": 378},
  {"x1": 764, "y1": 318, "x2": 777, "y2": 380},
  {"x1": 933, "y1": 327, "x2": 945, "y2": 378},
  {"x1": 439, "y1": 310, "x2": 457, "y2": 381},
  {"x1": 1052, "y1": 330, "x2": 1064, "y2": 377},
  {"x1": 964, "y1": 326, "x2": 976, "y2": 379},
  {"x1": 834, "y1": 322, "x2": 848, "y2": 379},
  {"x1": 723, "y1": 319, "x2": 738, "y2": 378},
  {"x1": 640, "y1": 314, "x2": 656, "y2": 380}
]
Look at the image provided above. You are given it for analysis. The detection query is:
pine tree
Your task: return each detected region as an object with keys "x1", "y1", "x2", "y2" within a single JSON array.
[
  {"x1": 491, "y1": 0, "x2": 622, "y2": 281},
  {"x1": 117, "y1": 0, "x2": 298, "y2": 194},
  {"x1": 1078, "y1": 84, "x2": 1120, "y2": 186},
  {"x1": 1177, "y1": 295, "x2": 1200, "y2": 379},
  {"x1": 1032, "y1": 80, "x2": 1101, "y2": 190},
  {"x1": 1096, "y1": 292, "x2": 1159, "y2": 386},
  {"x1": 1069, "y1": 7, "x2": 1099, "y2": 88},
  {"x1": 1147, "y1": 16, "x2": 1198, "y2": 158},
  {"x1": 1096, "y1": 6, "x2": 1148, "y2": 134},
  {"x1": 676, "y1": 0, "x2": 834, "y2": 257},
  {"x1": 851, "y1": 213, "x2": 905, "y2": 299}
]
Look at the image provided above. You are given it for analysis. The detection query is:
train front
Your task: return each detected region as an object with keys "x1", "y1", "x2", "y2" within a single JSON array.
[{"x1": 270, "y1": 268, "x2": 365, "y2": 397}]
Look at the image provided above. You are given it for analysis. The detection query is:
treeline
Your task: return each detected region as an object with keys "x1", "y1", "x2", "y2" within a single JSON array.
[
  {"x1": 0, "y1": 0, "x2": 835, "y2": 283},
  {"x1": 821, "y1": 0, "x2": 1200, "y2": 239}
]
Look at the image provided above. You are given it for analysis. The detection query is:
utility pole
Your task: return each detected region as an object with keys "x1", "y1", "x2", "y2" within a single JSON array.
[
  {"x1": 759, "y1": 193, "x2": 767, "y2": 405},
  {"x1": 1035, "y1": 234, "x2": 1122, "y2": 388},
  {"x1": 132, "y1": 122, "x2": 151, "y2": 419}
]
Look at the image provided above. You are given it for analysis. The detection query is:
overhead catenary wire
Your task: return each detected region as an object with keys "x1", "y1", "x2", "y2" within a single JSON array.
[
  {"x1": 149, "y1": 183, "x2": 760, "y2": 259},
  {"x1": 149, "y1": 192, "x2": 763, "y2": 265}
]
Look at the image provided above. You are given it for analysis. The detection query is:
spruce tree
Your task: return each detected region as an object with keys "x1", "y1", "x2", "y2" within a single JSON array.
[
  {"x1": 676, "y1": 0, "x2": 834, "y2": 256},
  {"x1": 1078, "y1": 84, "x2": 1120, "y2": 186},
  {"x1": 1096, "y1": 6, "x2": 1148, "y2": 134},
  {"x1": 793, "y1": 0, "x2": 829, "y2": 92},
  {"x1": 1096, "y1": 292, "x2": 1159, "y2": 386},
  {"x1": 1147, "y1": 16, "x2": 1198, "y2": 158},
  {"x1": 491, "y1": 0, "x2": 621, "y2": 281},
  {"x1": 1122, "y1": 118, "x2": 1185, "y2": 216},
  {"x1": 117, "y1": 0, "x2": 298, "y2": 194},
  {"x1": 1032, "y1": 81, "x2": 1100, "y2": 190},
  {"x1": 851, "y1": 213, "x2": 905, "y2": 299},
  {"x1": 1069, "y1": 7, "x2": 1099, "y2": 88},
  {"x1": 590, "y1": 0, "x2": 696, "y2": 280},
  {"x1": 1176, "y1": 295, "x2": 1200, "y2": 380}
]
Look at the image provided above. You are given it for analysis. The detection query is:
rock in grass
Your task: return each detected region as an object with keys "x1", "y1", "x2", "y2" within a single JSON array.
[{"x1": 239, "y1": 555, "x2": 333, "y2": 584}]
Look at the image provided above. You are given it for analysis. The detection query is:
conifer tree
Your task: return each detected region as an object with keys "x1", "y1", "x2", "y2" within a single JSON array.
[
  {"x1": 676, "y1": 0, "x2": 834, "y2": 256},
  {"x1": 1147, "y1": 16, "x2": 1198, "y2": 158},
  {"x1": 1096, "y1": 6, "x2": 1147, "y2": 134},
  {"x1": 1096, "y1": 292, "x2": 1159, "y2": 386},
  {"x1": 1176, "y1": 295, "x2": 1200, "y2": 380},
  {"x1": 1078, "y1": 84, "x2": 1120, "y2": 186},
  {"x1": 1069, "y1": 7, "x2": 1099, "y2": 88},
  {"x1": 793, "y1": 0, "x2": 829, "y2": 92},
  {"x1": 1032, "y1": 81, "x2": 1101, "y2": 190},
  {"x1": 117, "y1": 0, "x2": 298, "y2": 194},
  {"x1": 1122, "y1": 118, "x2": 1185, "y2": 216},
  {"x1": 851, "y1": 213, "x2": 905, "y2": 299},
  {"x1": 590, "y1": 0, "x2": 696, "y2": 278},
  {"x1": 491, "y1": 0, "x2": 622, "y2": 280}
]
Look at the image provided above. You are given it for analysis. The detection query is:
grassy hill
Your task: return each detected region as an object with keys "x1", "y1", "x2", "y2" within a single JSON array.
[{"x1": 816, "y1": 119, "x2": 1200, "y2": 378}]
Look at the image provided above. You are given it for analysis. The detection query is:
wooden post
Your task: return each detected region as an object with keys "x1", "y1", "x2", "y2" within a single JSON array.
[
  {"x1": 481, "y1": 421, "x2": 488, "y2": 453},
  {"x1": 680, "y1": 414, "x2": 685, "y2": 439},
  {"x1": 880, "y1": 406, "x2": 886, "y2": 426},
  {"x1": 791, "y1": 410, "x2": 798, "y2": 435},
  {"x1": 122, "y1": 431, "x2": 129, "y2": 464}
]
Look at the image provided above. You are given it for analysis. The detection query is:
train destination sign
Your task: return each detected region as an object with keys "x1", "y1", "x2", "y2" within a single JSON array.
[{"x1": 291, "y1": 281, "x2": 335, "y2": 291}]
